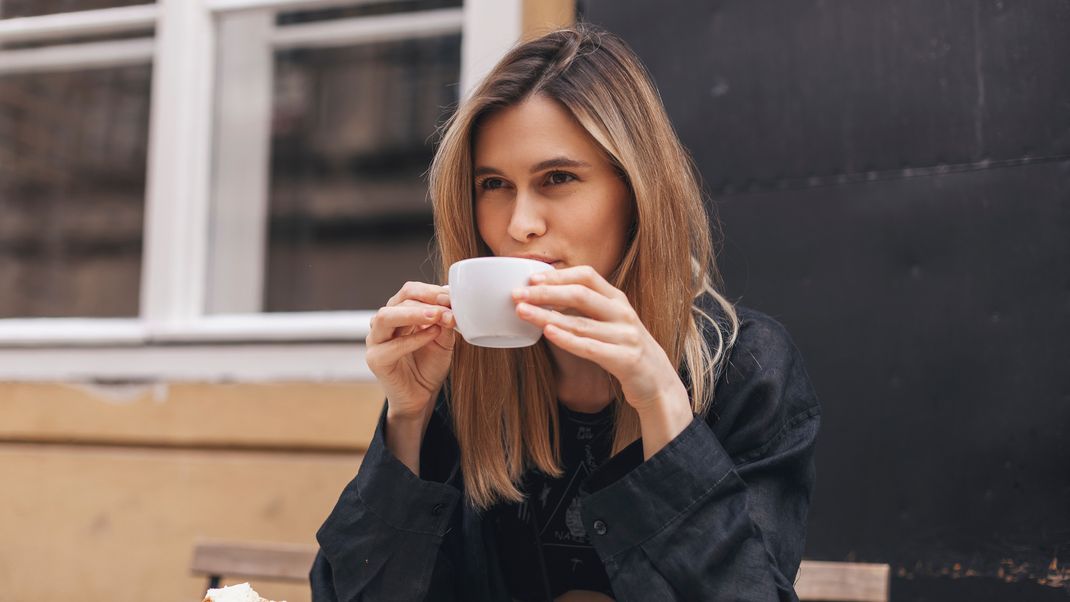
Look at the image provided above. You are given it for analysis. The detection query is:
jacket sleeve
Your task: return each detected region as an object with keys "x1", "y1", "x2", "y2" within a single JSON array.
[
  {"x1": 578, "y1": 310, "x2": 821, "y2": 601},
  {"x1": 310, "y1": 394, "x2": 464, "y2": 602}
]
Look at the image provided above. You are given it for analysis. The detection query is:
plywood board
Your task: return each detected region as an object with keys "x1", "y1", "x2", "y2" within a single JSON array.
[
  {"x1": 0, "y1": 442, "x2": 363, "y2": 602},
  {"x1": 0, "y1": 381, "x2": 385, "y2": 450}
]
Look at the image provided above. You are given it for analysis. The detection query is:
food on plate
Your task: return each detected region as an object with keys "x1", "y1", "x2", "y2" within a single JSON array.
[{"x1": 202, "y1": 582, "x2": 285, "y2": 602}]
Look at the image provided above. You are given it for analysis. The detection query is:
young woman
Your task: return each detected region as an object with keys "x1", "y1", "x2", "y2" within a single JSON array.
[{"x1": 311, "y1": 25, "x2": 820, "y2": 602}]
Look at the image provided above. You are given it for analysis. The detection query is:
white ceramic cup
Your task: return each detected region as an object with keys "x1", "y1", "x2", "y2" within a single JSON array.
[{"x1": 447, "y1": 257, "x2": 556, "y2": 348}]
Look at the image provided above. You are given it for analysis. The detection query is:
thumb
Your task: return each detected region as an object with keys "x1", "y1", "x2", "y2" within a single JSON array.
[{"x1": 434, "y1": 325, "x2": 456, "y2": 350}]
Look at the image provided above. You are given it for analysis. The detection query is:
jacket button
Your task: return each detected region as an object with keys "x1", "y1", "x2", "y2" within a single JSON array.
[
  {"x1": 431, "y1": 503, "x2": 446, "y2": 516},
  {"x1": 593, "y1": 519, "x2": 607, "y2": 536}
]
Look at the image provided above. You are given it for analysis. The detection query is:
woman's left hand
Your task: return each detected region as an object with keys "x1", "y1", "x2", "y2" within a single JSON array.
[{"x1": 512, "y1": 265, "x2": 688, "y2": 414}]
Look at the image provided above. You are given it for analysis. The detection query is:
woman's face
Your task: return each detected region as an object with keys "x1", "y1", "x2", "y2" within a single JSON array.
[{"x1": 472, "y1": 94, "x2": 634, "y2": 277}]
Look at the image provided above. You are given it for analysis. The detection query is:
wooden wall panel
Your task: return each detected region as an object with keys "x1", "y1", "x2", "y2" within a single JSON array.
[
  {"x1": 0, "y1": 442, "x2": 362, "y2": 602},
  {"x1": 0, "y1": 381, "x2": 385, "y2": 450},
  {"x1": 522, "y1": 0, "x2": 575, "y2": 39}
]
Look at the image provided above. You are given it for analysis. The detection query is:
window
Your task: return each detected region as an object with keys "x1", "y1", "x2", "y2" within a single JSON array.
[
  {"x1": 1, "y1": 2, "x2": 157, "y2": 320},
  {"x1": 0, "y1": 0, "x2": 529, "y2": 379},
  {"x1": 0, "y1": 65, "x2": 151, "y2": 318},
  {"x1": 207, "y1": 2, "x2": 462, "y2": 315}
]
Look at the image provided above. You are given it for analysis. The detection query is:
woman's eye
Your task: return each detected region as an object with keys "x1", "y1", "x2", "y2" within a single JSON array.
[
  {"x1": 479, "y1": 178, "x2": 505, "y2": 191},
  {"x1": 547, "y1": 172, "x2": 576, "y2": 185}
]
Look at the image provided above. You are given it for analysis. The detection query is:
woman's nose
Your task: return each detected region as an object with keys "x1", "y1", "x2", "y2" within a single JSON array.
[{"x1": 506, "y1": 189, "x2": 546, "y2": 241}]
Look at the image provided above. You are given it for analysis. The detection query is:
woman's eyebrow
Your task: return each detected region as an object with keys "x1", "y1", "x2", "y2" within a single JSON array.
[
  {"x1": 529, "y1": 156, "x2": 592, "y2": 173},
  {"x1": 473, "y1": 156, "x2": 592, "y2": 178},
  {"x1": 473, "y1": 165, "x2": 502, "y2": 177}
]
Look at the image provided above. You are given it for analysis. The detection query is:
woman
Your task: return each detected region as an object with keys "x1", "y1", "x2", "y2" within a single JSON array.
[{"x1": 312, "y1": 25, "x2": 820, "y2": 602}]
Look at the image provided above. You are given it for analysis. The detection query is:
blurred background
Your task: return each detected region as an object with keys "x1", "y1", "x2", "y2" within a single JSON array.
[{"x1": 0, "y1": 0, "x2": 1066, "y2": 600}]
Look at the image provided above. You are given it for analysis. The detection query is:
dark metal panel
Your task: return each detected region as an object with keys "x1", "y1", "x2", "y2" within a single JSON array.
[
  {"x1": 713, "y1": 159, "x2": 1070, "y2": 551},
  {"x1": 580, "y1": 1, "x2": 1070, "y2": 597},
  {"x1": 582, "y1": 0, "x2": 1070, "y2": 191},
  {"x1": 716, "y1": 160, "x2": 1070, "y2": 596}
]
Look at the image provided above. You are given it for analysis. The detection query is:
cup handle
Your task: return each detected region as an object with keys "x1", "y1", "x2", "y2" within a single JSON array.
[{"x1": 442, "y1": 286, "x2": 464, "y2": 338}]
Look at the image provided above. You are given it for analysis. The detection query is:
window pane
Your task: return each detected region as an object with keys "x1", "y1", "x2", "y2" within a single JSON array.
[
  {"x1": 207, "y1": 21, "x2": 461, "y2": 313},
  {"x1": 268, "y1": 34, "x2": 460, "y2": 312},
  {"x1": 0, "y1": 66, "x2": 149, "y2": 318},
  {"x1": 0, "y1": 0, "x2": 152, "y2": 19},
  {"x1": 277, "y1": 0, "x2": 462, "y2": 26}
]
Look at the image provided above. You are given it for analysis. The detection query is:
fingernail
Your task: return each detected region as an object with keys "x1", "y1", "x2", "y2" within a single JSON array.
[
  {"x1": 443, "y1": 310, "x2": 453, "y2": 322},
  {"x1": 530, "y1": 273, "x2": 546, "y2": 283},
  {"x1": 512, "y1": 287, "x2": 528, "y2": 299}
]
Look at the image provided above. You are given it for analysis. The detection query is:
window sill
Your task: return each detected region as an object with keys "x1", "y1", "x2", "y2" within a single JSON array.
[
  {"x1": 0, "y1": 312, "x2": 375, "y2": 382},
  {"x1": 0, "y1": 311, "x2": 372, "y2": 346}
]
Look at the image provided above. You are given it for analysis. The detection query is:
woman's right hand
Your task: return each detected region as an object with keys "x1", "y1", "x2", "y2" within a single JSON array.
[{"x1": 366, "y1": 281, "x2": 456, "y2": 421}]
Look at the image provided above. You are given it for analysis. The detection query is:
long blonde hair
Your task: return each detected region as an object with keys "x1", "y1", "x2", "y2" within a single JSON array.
[{"x1": 428, "y1": 25, "x2": 739, "y2": 510}]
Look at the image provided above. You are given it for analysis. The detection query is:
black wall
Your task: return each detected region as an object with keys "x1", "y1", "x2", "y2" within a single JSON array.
[{"x1": 581, "y1": 1, "x2": 1070, "y2": 599}]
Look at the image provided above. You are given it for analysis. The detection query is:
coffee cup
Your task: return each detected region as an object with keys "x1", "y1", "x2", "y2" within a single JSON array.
[{"x1": 447, "y1": 257, "x2": 556, "y2": 348}]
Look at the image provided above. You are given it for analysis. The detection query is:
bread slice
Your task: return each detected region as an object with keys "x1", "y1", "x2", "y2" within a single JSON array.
[{"x1": 202, "y1": 582, "x2": 285, "y2": 602}]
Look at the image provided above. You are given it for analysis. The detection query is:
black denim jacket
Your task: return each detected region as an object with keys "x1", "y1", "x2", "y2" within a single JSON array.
[{"x1": 311, "y1": 305, "x2": 821, "y2": 601}]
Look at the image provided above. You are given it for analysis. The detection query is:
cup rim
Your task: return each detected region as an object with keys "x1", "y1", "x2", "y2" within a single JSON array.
[{"x1": 449, "y1": 256, "x2": 555, "y2": 269}]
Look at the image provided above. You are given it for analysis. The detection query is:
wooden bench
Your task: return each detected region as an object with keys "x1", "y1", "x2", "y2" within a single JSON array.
[
  {"x1": 191, "y1": 539, "x2": 890, "y2": 601},
  {"x1": 191, "y1": 539, "x2": 317, "y2": 590},
  {"x1": 794, "y1": 560, "x2": 891, "y2": 602}
]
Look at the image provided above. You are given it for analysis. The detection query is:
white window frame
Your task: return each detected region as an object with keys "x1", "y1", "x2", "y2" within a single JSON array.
[{"x1": 0, "y1": 0, "x2": 524, "y2": 381}]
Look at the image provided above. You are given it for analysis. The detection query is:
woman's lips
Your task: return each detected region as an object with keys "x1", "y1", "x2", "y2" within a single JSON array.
[{"x1": 512, "y1": 254, "x2": 561, "y2": 265}]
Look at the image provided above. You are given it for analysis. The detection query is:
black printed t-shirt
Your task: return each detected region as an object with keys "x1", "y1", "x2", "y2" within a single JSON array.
[{"x1": 490, "y1": 401, "x2": 617, "y2": 602}]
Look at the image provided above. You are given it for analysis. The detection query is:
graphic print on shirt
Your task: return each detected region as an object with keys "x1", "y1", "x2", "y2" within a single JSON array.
[
  {"x1": 494, "y1": 402, "x2": 618, "y2": 598},
  {"x1": 540, "y1": 457, "x2": 590, "y2": 545},
  {"x1": 516, "y1": 455, "x2": 594, "y2": 546},
  {"x1": 564, "y1": 497, "x2": 586, "y2": 539},
  {"x1": 532, "y1": 409, "x2": 613, "y2": 572}
]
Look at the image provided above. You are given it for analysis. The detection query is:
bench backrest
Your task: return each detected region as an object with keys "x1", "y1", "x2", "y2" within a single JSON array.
[{"x1": 190, "y1": 540, "x2": 889, "y2": 602}]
